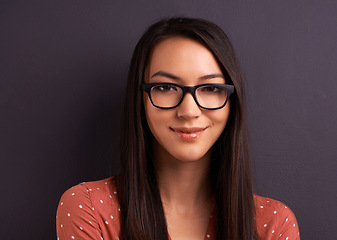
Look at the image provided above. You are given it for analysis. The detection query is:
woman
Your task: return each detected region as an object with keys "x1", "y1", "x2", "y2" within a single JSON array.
[{"x1": 57, "y1": 17, "x2": 300, "y2": 240}]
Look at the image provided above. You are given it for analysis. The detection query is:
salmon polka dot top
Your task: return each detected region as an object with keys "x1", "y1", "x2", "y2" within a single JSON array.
[{"x1": 56, "y1": 177, "x2": 300, "y2": 240}]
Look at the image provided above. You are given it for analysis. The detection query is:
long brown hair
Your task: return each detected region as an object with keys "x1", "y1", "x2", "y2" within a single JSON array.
[{"x1": 117, "y1": 17, "x2": 259, "y2": 240}]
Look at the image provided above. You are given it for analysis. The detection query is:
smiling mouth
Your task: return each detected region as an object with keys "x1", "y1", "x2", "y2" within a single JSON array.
[{"x1": 170, "y1": 127, "x2": 207, "y2": 141}]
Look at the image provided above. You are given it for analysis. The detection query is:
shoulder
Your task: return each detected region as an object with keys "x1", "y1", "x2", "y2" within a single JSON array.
[
  {"x1": 58, "y1": 176, "x2": 119, "y2": 210},
  {"x1": 56, "y1": 177, "x2": 121, "y2": 239},
  {"x1": 254, "y1": 195, "x2": 300, "y2": 239}
]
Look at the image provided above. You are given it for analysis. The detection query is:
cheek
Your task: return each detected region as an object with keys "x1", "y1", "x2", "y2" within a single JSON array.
[
  {"x1": 144, "y1": 95, "x2": 156, "y2": 122},
  {"x1": 207, "y1": 106, "x2": 231, "y2": 142},
  {"x1": 144, "y1": 98, "x2": 155, "y2": 131},
  {"x1": 210, "y1": 105, "x2": 230, "y2": 127},
  {"x1": 144, "y1": 98, "x2": 169, "y2": 138}
]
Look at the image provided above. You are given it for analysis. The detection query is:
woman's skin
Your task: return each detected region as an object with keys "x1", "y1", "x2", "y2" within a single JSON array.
[{"x1": 143, "y1": 37, "x2": 231, "y2": 240}]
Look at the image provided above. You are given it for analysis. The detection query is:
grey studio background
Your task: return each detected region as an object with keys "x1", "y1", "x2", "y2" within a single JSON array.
[{"x1": 1, "y1": 0, "x2": 336, "y2": 239}]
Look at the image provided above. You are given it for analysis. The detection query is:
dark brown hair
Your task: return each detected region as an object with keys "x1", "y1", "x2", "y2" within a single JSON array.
[{"x1": 117, "y1": 17, "x2": 259, "y2": 240}]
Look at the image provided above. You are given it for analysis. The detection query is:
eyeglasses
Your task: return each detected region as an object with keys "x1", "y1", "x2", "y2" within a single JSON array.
[{"x1": 141, "y1": 82, "x2": 235, "y2": 110}]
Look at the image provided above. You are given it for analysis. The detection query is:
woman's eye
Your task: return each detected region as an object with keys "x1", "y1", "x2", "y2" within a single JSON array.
[
  {"x1": 201, "y1": 86, "x2": 222, "y2": 94},
  {"x1": 154, "y1": 85, "x2": 177, "y2": 92}
]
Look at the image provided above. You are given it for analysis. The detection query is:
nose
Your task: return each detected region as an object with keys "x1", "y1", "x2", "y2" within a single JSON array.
[{"x1": 176, "y1": 92, "x2": 201, "y2": 119}]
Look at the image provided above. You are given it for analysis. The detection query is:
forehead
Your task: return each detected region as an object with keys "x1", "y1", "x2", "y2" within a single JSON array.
[{"x1": 146, "y1": 36, "x2": 222, "y2": 81}]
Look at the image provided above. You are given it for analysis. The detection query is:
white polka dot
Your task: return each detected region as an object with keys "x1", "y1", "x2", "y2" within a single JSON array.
[
  {"x1": 110, "y1": 215, "x2": 114, "y2": 219},
  {"x1": 89, "y1": 221, "x2": 92, "y2": 224},
  {"x1": 114, "y1": 191, "x2": 117, "y2": 194},
  {"x1": 274, "y1": 211, "x2": 277, "y2": 214},
  {"x1": 92, "y1": 207, "x2": 94, "y2": 211},
  {"x1": 105, "y1": 221, "x2": 109, "y2": 224},
  {"x1": 266, "y1": 200, "x2": 270, "y2": 203},
  {"x1": 264, "y1": 224, "x2": 267, "y2": 227},
  {"x1": 79, "y1": 205, "x2": 82, "y2": 208},
  {"x1": 60, "y1": 202, "x2": 63, "y2": 205},
  {"x1": 60, "y1": 224, "x2": 63, "y2": 228},
  {"x1": 97, "y1": 188, "x2": 100, "y2": 190},
  {"x1": 67, "y1": 213, "x2": 70, "y2": 217},
  {"x1": 206, "y1": 234, "x2": 210, "y2": 238},
  {"x1": 71, "y1": 193, "x2": 75, "y2": 196},
  {"x1": 89, "y1": 188, "x2": 92, "y2": 191},
  {"x1": 105, "y1": 182, "x2": 108, "y2": 184},
  {"x1": 293, "y1": 223, "x2": 296, "y2": 227},
  {"x1": 71, "y1": 236, "x2": 75, "y2": 239},
  {"x1": 286, "y1": 218, "x2": 289, "y2": 222},
  {"x1": 101, "y1": 237, "x2": 103, "y2": 240},
  {"x1": 286, "y1": 237, "x2": 289, "y2": 240},
  {"x1": 80, "y1": 226, "x2": 83, "y2": 230},
  {"x1": 285, "y1": 206, "x2": 288, "y2": 208},
  {"x1": 279, "y1": 234, "x2": 282, "y2": 237},
  {"x1": 110, "y1": 195, "x2": 112, "y2": 198},
  {"x1": 118, "y1": 208, "x2": 120, "y2": 211},
  {"x1": 272, "y1": 230, "x2": 275, "y2": 234},
  {"x1": 100, "y1": 200, "x2": 103, "y2": 203},
  {"x1": 260, "y1": 206, "x2": 264, "y2": 208}
]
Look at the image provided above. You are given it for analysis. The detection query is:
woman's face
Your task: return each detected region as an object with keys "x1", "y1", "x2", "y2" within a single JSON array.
[{"x1": 143, "y1": 36, "x2": 230, "y2": 162}]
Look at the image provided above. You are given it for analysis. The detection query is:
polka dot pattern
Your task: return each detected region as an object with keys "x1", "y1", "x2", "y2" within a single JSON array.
[
  {"x1": 56, "y1": 177, "x2": 300, "y2": 240},
  {"x1": 254, "y1": 195, "x2": 300, "y2": 240},
  {"x1": 56, "y1": 177, "x2": 121, "y2": 240}
]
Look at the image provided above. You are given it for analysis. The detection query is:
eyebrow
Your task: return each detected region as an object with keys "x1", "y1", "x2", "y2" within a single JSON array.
[
  {"x1": 151, "y1": 71, "x2": 180, "y2": 80},
  {"x1": 198, "y1": 73, "x2": 225, "y2": 80},
  {"x1": 151, "y1": 71, "x2": 224, "y2": 81}
]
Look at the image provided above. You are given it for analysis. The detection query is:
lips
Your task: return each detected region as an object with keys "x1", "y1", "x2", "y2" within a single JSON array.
[{"x1": 170, "y1": 127, "x2": 207, "y2": 141}]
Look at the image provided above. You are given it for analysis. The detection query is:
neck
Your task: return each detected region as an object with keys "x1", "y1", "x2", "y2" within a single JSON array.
[{"x1": 154, "y1": 144, "x2": 212, "y2": 214}]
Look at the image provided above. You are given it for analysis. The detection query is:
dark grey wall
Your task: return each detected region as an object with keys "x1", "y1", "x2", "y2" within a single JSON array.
[{"x1": 1, "y1": 0, "x2": 336, "y2": 239}]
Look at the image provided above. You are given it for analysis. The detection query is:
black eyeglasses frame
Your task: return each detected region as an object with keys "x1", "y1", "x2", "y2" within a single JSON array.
[{"x1": 141, "y1": 82, "x2": 235, "y2": 110}]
